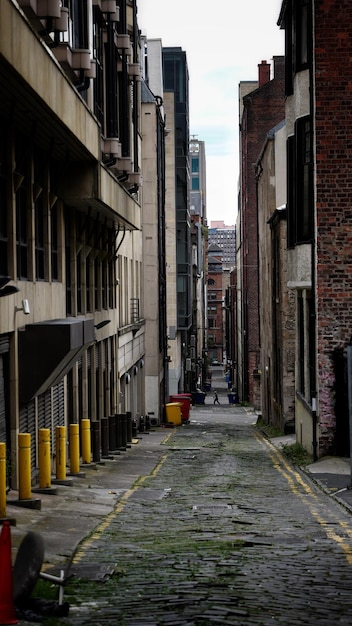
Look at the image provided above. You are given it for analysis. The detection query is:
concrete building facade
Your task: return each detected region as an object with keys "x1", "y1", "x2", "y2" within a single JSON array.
[
  {"x1": 0, "y1": 0, "x2": 146, "y2": 487},
  {"x1": 190, "y1": 137, "x2": 208, "y2": 390},
  {"x1": 141, "y1": 77, "x2": 168, "y2": 426}
]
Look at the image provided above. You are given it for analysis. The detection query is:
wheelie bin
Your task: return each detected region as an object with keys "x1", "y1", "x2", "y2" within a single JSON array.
[
  {"x1": 165, "y1": 403, "x2": 182, "y2": 426},
  {"x1": 169, "y1": 394, "x2": 191, "y2": 422}
]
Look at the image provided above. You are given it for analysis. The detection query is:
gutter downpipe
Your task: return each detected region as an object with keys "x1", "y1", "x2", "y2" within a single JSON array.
[{"x1": 310, "y1": 4, "x2": 318, "y2": 462}]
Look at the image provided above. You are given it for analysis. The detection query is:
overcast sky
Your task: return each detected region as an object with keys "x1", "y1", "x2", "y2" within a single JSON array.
[{"x1": 138, "y1": 0, "x2": 284, "y2": 225}]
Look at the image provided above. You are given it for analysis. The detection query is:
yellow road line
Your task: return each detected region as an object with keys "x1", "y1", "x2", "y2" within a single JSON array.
[
  {"x1": 255, "y1": 430, "x2": 352, "y2": 562},
  {"x1": 73, "y1": 445, "x2": 171, "y2": 564}
]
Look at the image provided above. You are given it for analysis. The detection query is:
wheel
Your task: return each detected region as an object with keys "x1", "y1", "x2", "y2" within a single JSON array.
[{"x1": 13, "y1": 531, "x2": 45, "y2": 604}]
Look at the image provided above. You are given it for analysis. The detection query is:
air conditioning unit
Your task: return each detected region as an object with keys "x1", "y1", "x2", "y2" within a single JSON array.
[
  {"x1": 53, "y1": 7, "x2": 69, "y2": 32},
  {"x1": 149, "y1": 414, "x2": 160, "y2": 427},
  {"x1": 116, "y1": 34, "x2": 130, "y2": 50},
  {"x1": 71, "y1": 50, "x2": 91, "y2": 71},
  {"x1": 17, "y1": 0, "x2": 38, "y2": 16},
  {"x1": 128, "y1": 171, "x2": 143, "y2": 186},
  {"x1": 102, "y1": 138, "x2": 121, "y2": 158},
  {"x1": 115, "y1": 157, "x2": 132, "y2": 172},
  {"x1": 128, "y1": 63, "x2": 141, "y2": 80},
  {"x1": 85, "y1": 60, "x2": 97, "y2": 79},
  {"x1": 37, "y1": 0, "x2": 61, "y2": 18},
  {"x1": 101, "y1": 0, "x2": 118, "y2": 13},
  {"x1": 54, "y1": 43, "x2": 73, "y2": 70}
]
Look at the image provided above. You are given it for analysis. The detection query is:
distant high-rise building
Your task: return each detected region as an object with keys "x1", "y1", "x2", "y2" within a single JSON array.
[
  {"x1": 208, "y1": 222, "x2": 236, "y2": 270},
  {"x1": 190, "y1": 137, "x2": 206, "y2": 220},
  {"x1": 162, "y1": 47, "x2": 191, "y2": 332}
]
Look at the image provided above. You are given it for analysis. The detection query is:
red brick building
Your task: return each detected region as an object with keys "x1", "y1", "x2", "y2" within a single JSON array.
[
  {"x1": 238, "y1": 58, "x2": 285, "y2": 407},
  {"x1": 207, "y1": 243, "x2": 224, "y2": 364},
  {"x1": 279, "y1": 0, "x2": 352, "y2": 457}
]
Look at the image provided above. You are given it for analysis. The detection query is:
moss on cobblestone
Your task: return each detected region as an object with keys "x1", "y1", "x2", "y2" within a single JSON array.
[
  {"x1": 255, "y1": 418, "x2": 283, "y2": 438},
  {"x1": 54, "y1": 419, "x2": 352, "y2": 625}
]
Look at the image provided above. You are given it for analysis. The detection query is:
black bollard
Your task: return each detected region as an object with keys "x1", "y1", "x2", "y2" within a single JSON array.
[
  {"x1": 101, "y1": 417, "x2": 109, "y2": 458},
  {"x1": 132, "y1": 418, "x2": 138, "y2": 438},
  {"x1": 139, "y1": 415, "x2": 145, "y2": 433},
  {"x1": 108, "y1": 415, "x2": 117, "y2": 452},
  {"x1": 92, "y1": 421, "x2": 100, "y2": 463},
  {"x1": 115, "y1": 413, "x2": 123, "y2": 451},
  {"x1": 121, "y1": 413, "x2": 127, "y2": 449},
  {"x1": 126, "y1": 411, "x2": 132, "y2": 444}
]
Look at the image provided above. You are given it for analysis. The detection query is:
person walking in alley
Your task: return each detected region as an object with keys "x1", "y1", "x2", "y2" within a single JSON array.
[{"x1": 213, "y1": 390, "x2": 220, "y2": 405}]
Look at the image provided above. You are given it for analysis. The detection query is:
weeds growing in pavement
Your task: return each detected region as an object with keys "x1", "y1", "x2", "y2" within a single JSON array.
[
  {"x1": 281, "y1": 442, "x2": 313, "y2": 467},
  {"x1": 255, "y1": 418, "x2": 283, "y2": 438}
]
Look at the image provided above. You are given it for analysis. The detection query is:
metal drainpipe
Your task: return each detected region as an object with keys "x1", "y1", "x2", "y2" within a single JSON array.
[
  {"x1": 120, "y1": 0, "x2": 129, "y2": 158},
  {"x1": 106, "y1": 14, "x2": 118, "y2": 139},
  {"x1": 132, "y1": 0, "x2": 139, "y2": 172},
  {"x1": 310, "y1": 5, "x2": 318, "y2": 462}
]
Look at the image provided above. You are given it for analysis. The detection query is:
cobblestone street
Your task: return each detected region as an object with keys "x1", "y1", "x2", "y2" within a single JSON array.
[{"x1": 58, "y1": 403, "x2": 352, "y2": 626}]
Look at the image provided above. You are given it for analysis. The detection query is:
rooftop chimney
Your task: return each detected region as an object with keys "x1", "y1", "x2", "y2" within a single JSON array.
[{"x1": 258, "y1": 60, "x2": 270, "y2": 87}]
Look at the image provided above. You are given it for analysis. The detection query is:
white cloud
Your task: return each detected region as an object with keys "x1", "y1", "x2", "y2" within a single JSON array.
[{"x1": 138, "y1": 0, "x2": 284, "y2": 224}]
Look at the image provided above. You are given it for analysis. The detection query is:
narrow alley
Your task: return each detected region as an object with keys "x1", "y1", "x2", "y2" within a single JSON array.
[{"x1": 47, "y1": 374, "x2": 352, "y2": 625}]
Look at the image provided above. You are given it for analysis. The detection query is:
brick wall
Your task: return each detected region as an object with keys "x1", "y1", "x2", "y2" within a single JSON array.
[
  {"x1": 240, "y1": 56, "x2": 285, "y2": 406},
  {"x1": 315, "y1": 1, "x2": 352, "y2": 454}
]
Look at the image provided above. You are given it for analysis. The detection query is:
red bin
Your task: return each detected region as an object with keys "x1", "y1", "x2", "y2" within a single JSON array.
[{"x1": 169, "y1": 394, "x2": 192, "y2": 422}]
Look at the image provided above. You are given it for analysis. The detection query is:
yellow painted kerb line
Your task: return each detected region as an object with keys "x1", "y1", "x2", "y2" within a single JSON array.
[
  {"x1": 73, "y1": 432, "x2": 174, "y2": 564},
  {"x1": 255, "y1": 430, "x2": 352, "y2": 564}
]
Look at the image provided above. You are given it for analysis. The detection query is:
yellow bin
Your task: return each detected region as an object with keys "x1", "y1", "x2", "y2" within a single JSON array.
[{"x1": 165, "y1": 402, "x2": 183, "y2": 426}]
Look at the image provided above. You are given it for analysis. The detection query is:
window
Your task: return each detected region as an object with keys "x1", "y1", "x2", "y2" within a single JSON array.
[
  {"x1": 284, "y1": 0, "x2": 312, "y2": 96},
  {"x1": 298, "y1": 294, "x2": 305, "y2": 395},
  {"x1": 35, "y1": 197, "x2": 45, "y2": 280},
  {"x1": 297, "y1": 290, "x2": 314, "y2": 401},
  {"x1": 192, "y1": 177, "x2": 199, "y2": 190},
  {"x1": 296, "y1": 0, "x2": 310, "y2": 69},
  {"x1": 93, "y1": 6, "x2": 105, "y2": 130},
  {"x1": 296, "y1": 117, "x2": 313, "y2": 241},
  {"x1": 191, "y1": 157, "x2": 199, "y2": 173},
  {"x1": 287, "y1": 116, "x2": 313, "y2": 247},
  {"x1": 0, "y1": 152, "x2": 7, "y2": 276},
  {"x1": 65, "y1": 212, "x2": 73, "y2": 315},
  {"x1": 16, "y1": 185, "x2": 28, "y2": 280},
  {"x1": 51, "y1": 205, "x2": 59, "y2": 281},
  {"x1": 72, "y1": 0, "x2": 88, "y2": 49}
]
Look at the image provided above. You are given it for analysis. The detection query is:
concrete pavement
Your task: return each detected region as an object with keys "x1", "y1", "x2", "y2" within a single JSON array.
[
  {"x1": 3, "y1": 364, "x2": 352, "y2": 623},
  {"x1": 269, "y1": 433, "x2": 352, "y2": 511}
]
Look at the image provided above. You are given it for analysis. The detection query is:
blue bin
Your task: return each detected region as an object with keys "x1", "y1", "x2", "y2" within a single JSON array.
[
  {"x1": 192, "y1": 391, "x2": 206, "y2": 405},
  {"x1": 228, "y1": 392, "x2": 239, "y2": 404}
]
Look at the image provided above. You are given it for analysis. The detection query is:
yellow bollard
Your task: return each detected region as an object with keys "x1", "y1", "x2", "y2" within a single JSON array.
[
  {"x1": 69, "y1": 423, "x2": 80, "y2": 474},
  {"x1": 81, "y1": 419, "x2": 91, "y2": 465},
  {"x1": 18, "y1": 433, "x2": 32, "y2": 500},
  {"x1": 38, "y1": 428, "x2": 51, "y2": 489},
  {"x1": 0, "y1": 442, "x2": 6, "y2": 518},
  {"x1": 56, "y1": 426, "x2": 66, "y2": 481}
]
